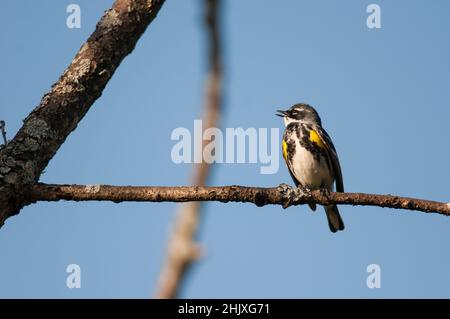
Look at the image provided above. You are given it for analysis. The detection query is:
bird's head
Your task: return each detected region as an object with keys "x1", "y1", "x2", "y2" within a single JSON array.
[{"x1": 276, "y1": 103, "x2": 322, "y2": 127}]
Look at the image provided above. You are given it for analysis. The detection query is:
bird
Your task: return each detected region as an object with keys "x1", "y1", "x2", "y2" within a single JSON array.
[{"x1": 276, "y1": 103, "x2": 345, "y2": 232}]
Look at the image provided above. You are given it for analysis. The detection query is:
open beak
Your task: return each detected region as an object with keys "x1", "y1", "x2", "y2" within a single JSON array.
[{"x1": 276, "y1": 109, "x2": 288, "y2": 117}]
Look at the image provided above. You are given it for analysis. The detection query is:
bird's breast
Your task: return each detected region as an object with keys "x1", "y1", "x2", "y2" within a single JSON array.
[{"x1": 291, "y1": 138, "x2": 333, "y2": 190}]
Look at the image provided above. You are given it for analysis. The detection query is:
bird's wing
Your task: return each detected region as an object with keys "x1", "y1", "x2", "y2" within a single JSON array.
[
  {"x1": 282, "y1": 130, "x2": 300, "y2": 187},
  {"x1": 315, "y1": 126, "x2": 344, "y2": 192}
]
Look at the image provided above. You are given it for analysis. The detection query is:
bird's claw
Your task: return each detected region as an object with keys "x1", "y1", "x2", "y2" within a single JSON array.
[
  {"x1": 299, "y1": 184, "x2": 312, "y2": 195},
  {"x1": 277, "y1": 183, "x2": 312, "y2": 209},
  {"x1": 320, "y1": 187, "x2": 331, "y2": 197},
  {"x1": 278, "y1": 183, "x2": 293, "y2": 209}
]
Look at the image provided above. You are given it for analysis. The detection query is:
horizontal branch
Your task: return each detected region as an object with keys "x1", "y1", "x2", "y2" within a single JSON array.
[{"x1": 25, "y1": 183, "x2": 450, "y2": 216}]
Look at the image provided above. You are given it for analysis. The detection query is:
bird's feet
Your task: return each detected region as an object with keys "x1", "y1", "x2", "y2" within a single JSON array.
[
  {"x1": 299, "y1": 184, "x2": 316, "y2": 211},
  {"x1": 278, "y1": 183, "x2": 294, "y2": 209},
  {"x1": 299, "y1": 184, "x2": 312, "y2": 195},
  {"x1": 319, "y1": 187, "x2": 331, "y2": 198},
  {"x1": 277, "y1": 183, "x2": 312, "y2": 209}
]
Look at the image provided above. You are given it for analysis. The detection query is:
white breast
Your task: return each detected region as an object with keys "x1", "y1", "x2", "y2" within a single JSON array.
[{"x1": 291, "y1": 138, "x2": 334, "y2": 190}]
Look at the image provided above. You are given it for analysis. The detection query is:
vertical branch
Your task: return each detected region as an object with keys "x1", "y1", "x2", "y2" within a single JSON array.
[{"x1": 154, "y1": 0, "x2": 223, "y2": 299}]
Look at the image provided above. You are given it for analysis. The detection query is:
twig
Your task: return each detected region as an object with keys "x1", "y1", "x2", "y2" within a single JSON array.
[
  {"x1": 25, "y1": 183, "x2": 450, "y2": 216},
  {"x1": 154, "y1": 0, "x2": 223, "y2": 299}
]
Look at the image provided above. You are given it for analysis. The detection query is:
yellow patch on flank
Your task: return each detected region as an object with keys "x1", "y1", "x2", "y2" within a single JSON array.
[
  {"x1": 309, "y1": 130, "x2": 326, "y2": 149},
  {"x1": 282, "y1": 139, "x2": 288, "y2": 160}
]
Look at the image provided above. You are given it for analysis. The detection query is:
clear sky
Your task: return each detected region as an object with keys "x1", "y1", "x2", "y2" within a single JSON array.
[{"x1": 0, "y1": 0, "x2": 450, "y2": 298}]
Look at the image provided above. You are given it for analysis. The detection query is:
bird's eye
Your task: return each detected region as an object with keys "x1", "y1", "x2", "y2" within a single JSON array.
[{"x1": 290, "y1": 110, "x2": 304, "y2": 119}]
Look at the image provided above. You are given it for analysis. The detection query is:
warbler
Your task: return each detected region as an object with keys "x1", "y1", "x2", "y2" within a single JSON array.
[{"x1": 277, "y1": 103, "x2": 345, "y2": 233}]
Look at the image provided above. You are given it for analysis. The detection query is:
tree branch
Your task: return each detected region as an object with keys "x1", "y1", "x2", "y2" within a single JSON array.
[
  {"x1": 154, "y1": 0, "x2": 223, "y2": 299},
  {"x1": 0, "y1": 0, "x2": 165, "y2": 227},
  {"x1": 26, "y1": 183, "x2": 450, "y2": 216}
]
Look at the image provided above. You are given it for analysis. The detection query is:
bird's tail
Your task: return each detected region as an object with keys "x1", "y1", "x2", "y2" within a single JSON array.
[{"x1": 325, "y1": 205, "x2": 345, "y2": 233}]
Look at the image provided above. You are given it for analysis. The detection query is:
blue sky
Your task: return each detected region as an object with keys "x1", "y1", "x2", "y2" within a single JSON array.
[{"x1": 0, "y1": 0, "x2": 450, "y2": 298}]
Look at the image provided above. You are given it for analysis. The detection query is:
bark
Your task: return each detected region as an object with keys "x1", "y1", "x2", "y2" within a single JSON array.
[{"x1": 27, "y1": 183, "x2": 450, "y2": 216}]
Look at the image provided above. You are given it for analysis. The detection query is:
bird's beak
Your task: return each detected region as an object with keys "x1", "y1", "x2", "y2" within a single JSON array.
[{"x1": 276, "y1": 109, "x2": 288, "y2": 117}]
